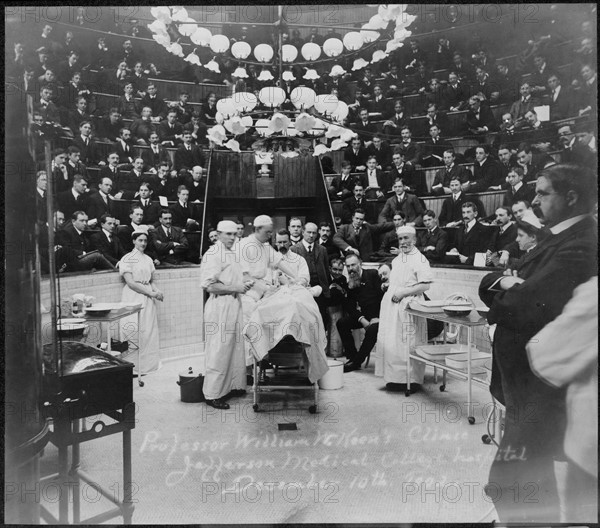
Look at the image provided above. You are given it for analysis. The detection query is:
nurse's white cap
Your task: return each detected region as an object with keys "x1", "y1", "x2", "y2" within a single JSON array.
[{"x1": 217, "y1": 220, "x2": 238, "y2": 232}]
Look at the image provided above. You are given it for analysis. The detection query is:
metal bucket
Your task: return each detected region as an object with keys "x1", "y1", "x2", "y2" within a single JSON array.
[
  {"x1": 318, "y1": 359, "x2": 344, "y2": 390},
  {"x1": 177, "y1": 367, "x2": 204, "y2": 403}
]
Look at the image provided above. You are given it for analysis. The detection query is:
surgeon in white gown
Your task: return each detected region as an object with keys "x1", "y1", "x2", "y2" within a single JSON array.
[{"x1": 379, "y1": 226, "x2": 433, "y2": 391}]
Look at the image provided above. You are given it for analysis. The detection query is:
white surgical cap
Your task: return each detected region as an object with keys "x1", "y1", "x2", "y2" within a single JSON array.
[
  {"x1": 396, "y1": 225, "x2": 416, "y2": 236},
  {"x1": 217, "y1": 220, "x2": 238, "y2": 232},
  {"x1": 253, "y1": 215, "x2": 273, "y2": 227}
]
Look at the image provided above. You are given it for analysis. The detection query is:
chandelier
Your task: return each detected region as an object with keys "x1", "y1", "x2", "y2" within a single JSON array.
[{"x1": 148, "y1": 5, "x2": 416, "y2": 155}]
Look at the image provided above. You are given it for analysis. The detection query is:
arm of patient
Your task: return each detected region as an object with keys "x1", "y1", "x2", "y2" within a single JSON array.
[{"x1": 206, "y1": 281, "x2": 253, "y2": 296}]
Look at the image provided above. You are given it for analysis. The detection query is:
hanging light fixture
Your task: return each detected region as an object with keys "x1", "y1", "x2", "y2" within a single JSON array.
[
  {"x1": 323, "y1": 38, "x2": 344, "y2": 57},
  {"x1": 282, "y1": 69, "x2": 296, "y2": 82},
  {"x1": 254, "y1": 43, "x2": 274, "y2": 63},
  {"x1": 301, "y1": 42, "x2": 321, "y2": 61},
  {"x1": 209, "y1": 34, "x2": 230, "y2": 53},
  {"x1": 257, "y1": 68, "x2": 274, "y2": 82},
  {"x1": 178, "y1": 19, "x2": 198, "y2": 37},
  {"x1": 290, "y1": 87, "x2": 316, "y2": 110},
  {"x1": 190, "y1": 27, "x2": 212, "y2": 46},
  {"x1": 258, "y1": 87, "x2": 286, "y2": 108},
  {"x1": 303, "y1": 69, "x2": 320, "y2": 80},
  {"x1": 343, "y1": 32, "x2": 364, "y2": 51},
  {"x1": 232, "y1": 92, "x2": 257, "y2": 112},
  {"x1": 232, "y1": 66, "x2": 248, "y2": 78},
  {"x1": 281, "y1": 44, "x2": 298, "y2": 63},
  {"x1": 184, "y1": 49, "x2": 201, "y2": 65},
  {"x1": 314, "y1": 94, "x2": 339, "y2": 115},
  {"x1": 352, "y1": 58, "x2": 369, "y2": 71},
  {"x1": 216, "y1": 98, "x2": 236, "y2": 118},
  {"x1": 231, "y1": 41, "x2": 251, "y2": 60},
  {"x1": 204, "y1": 57, "x2": 220, "y2": 73}
]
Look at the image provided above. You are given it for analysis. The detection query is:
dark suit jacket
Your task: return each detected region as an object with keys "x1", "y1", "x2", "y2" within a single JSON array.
[
  {"x1": 490, "y1": 222, "x2": 518, "y2": 253},
  {"x1": 453, "y1": 221, "x2": 493, "y2": 264},
  {"x1": 71, "y1": 136, "x2": 101, "y2": 166},
  {"x1": 169, "y1": 201, "x2": 199, "y2": 229},
  {"x1": 378, "y1": 194, "x2": 425, "y2": 226},
  {"x1": 366, "y1": 143, "x2": 393, "y2": 169},
  {"x1": 439, "y1": 193, "x2": 470, "y2": 226},
  {"x1": 478, "y1": 216, "x2": 597, "y2": 481},
  {"x1": 57, "y1": 190, "x2": 90, "y2": 220},
  {"x1": 151, "y1": 225, "x2": 189, "y2": 264},
  {"x1": 502, "y1": 184, "x2": 535, "y2": 208},
  {"x1": 153, "y1": 177, "x2": 179, "y2": 201},
  {"x1": 174, "y1": 144, "x2": 206, "y2": 172},
  {"x1": 318, "y1": 237, "x2": 340, "y2": 262},
  {"x1": 343, "y1": 147, "x2": 369, "y2": 171},
  {"x1": 116, "y1": 224, "x2": 158, "y2": 259},
  {"x1": 116, "y1": 96, "x2": 140, "y2": 120},
  {"x1": 55, "y1": 224, "x2": 89, "y2": 256},
  {"x1": 183, "y1": 179, "x2": 206, "y2": 203},
  {"x1": 341, "y1": 196, "x2": 369, "y2": 224},
  {"x1": 509, "y1": 96, "x2": 541, "y2": 122},
  {"x1": 135, "y1": 199, "x2": 162, "y2": 225},
  {"x1": 388, "y1": 163, "x2": 426, "y2": 196},
  {"x1": 362, "y1": 169, "x2": 391, "y2": 195},
  {"x1": 342, "y1": 269, "x2": 383, "y2": 321},
  {"x1": 89, "y1": 230, "x2": 126, "y2": 266},
  {"x1": 157, "y1": 121, "x2": 184, "y2": 145},
  {"x1": 396, "y1": 141, "x2": 422, "y2": 166},
  {"x1": 86, "y1": 191, "x2": 114, "y2": 224},
  {"x1": 112, "y1": 140, "x2": 136, "y2": 164},
  {"x1": 115, "y1": 170, "x2": 147, "y2": 200},
  {"x1": 129, "y1": 118, "x2": 158, "y2": 144},
  {"x1": 466, "y1": 104, "x2": 498, "y2": 132},
  {"x1": 333, "y1": 222, "x2": 395, "y2": 261},
  {"x1": 469, "y1": 157, "x2": 503, "y2": 193},
  {"x1": 416, "y1": 227, "x2": 449, "y2": 262},
  {"x1": 290, "y1": 242, "x2": 330, "y2": 298},
  {"x1": 139, "y1": 95, "x2": 168, "y2": 120},
  {"x1": 329, "y1": 174, "x2": 362, "y2": 200},
  {"x1": 431, "y1": 164, "x2": 471, "y2": 195},
  {"x1": 140, "y1": 144, "x2": 171, "y2": 171},
  {"x1": 548, "y1": 86, "x2": 574, "y2": 121}
]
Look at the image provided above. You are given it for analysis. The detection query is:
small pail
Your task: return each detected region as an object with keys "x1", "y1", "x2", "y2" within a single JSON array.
[
  {"x1": 318, "y1": 359, "x2": 344, "y2": 390},
  {"x1": 177, "y1": 367, "x2": 204, "y2": 403}
]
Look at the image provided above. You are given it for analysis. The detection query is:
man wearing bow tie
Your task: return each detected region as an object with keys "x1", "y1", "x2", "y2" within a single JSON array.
[
  {"x1": 117, "y1": 82, "x2": 140, "y2": 119},
  {"x1": 354, "y1": 108, "x2": 377, "y2": 145}
]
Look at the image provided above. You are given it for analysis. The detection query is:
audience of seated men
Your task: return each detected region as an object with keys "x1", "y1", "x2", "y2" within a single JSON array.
[
  {"x1": 466, "y1": 96, "x2": 498, "y2": 137},
  {"x1": 89, "y1": 213, "x2": 126, "y2": 267},
  {"x1": 333, "y1": 209, "x2": 395, "y2": 262},
  {"x1": 417, "y1": 210, "x2": 449, "y2": 263},
  {"x1": 378, "y1": 179, "x2": 425, "y2": 226},
  {"x1": 55, "y1": 210, "x2": 114, "y2": 271}
]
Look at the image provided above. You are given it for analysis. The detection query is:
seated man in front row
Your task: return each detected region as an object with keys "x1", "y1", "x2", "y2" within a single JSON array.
[
  {"x1": 333, "y1": 209, "x2": 395, "y2": 261},
  {"x1": 337, "y1": 253, "x2": 384, "y2": 373},
  {"x1": 446, "y1": 202, "x2": 492, "y2": 265}
]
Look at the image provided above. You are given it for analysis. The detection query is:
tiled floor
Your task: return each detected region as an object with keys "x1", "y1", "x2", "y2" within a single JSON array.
[{"x1": 38, "y1": 355, "x2": 501, "y2": 524}]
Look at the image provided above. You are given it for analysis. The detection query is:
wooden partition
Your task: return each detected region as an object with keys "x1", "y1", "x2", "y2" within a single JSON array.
[
  {"x1": 273, "y1": 153, "x2": 318, "y2": 198},
  {"x1": 210, "y1": 150, "x2": 257, "y2": 199}
]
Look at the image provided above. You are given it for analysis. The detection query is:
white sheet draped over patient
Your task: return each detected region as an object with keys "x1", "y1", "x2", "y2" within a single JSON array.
[{"x1": 243, "y1": 284, "x2": 329, "y2": 383}]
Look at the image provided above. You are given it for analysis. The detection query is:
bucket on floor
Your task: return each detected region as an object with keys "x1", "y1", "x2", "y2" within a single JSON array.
[
  {"x1": 177, "y1": 367, "x2": 204, "y2": 403},
  {"x1": 318, "y1": 359, "x2": 344, "y2": 390}
]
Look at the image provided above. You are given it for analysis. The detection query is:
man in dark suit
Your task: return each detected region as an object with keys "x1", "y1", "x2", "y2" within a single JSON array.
[
  {"x1": 328, "y1": 161, "x2": 361, "y2": 200},
  {"x1": 139, "y1": 82, "x2": 168, "y2": 121},
  {"x1": 35, "y1": 171, "x2": 48, "y2": 225},
  {"x1": 509, "y1": 82, "x2": 541, "y2": 127},
  {"x1": 98, "y1": 151, "x2": 121, "y2": 186},
  {"x1": 116, "y1": 205, "x2": 160, "y2": 260},
  {"x1": 333, "y1": 209, "x2": 395, "y2": 261},
  {"x1": 141, "y1": 131, "x2": 172, "y2": 171},
  {"x1": 158, "y1": 109, "x2": 184, "y2": 147},
  {"x1": 417, "y1": 210, "x2": 449, "y2": 262},
  {"x1": 129, "y1": 106, "x2": 158, "y2": 146},
  {"x1": 466, "y1": 145, "x2": 504, "y2": 193},
  {"x1": 35, "y1": 85, "x2": 61, "y2": 123},
  {"x1": 57, "y1": 174, "x2": 90, "y2": 220},
  {"x1": 445, "y1": 72, "x2": 468, "y2": 111},
  {"x1": 571, "y1": 120, "x2": 598, "y2": 171},
  {"x1": 430, "y1": 149, "x2": 471, "y2": 195},
  {"x1": 373, "y1": 212, "x2": 406, "y2": 261},
  {"x1": 71, "y1": 121, "x2": 101, "y2": 166},
  {"x1": 135, "y1": 182, "x2": 162, "y2": 226},
  {"x1": 353, "y1": 108, "x2": 378, "y2": 145},
  {"x1": 362, "y1": 156, "x2": 390, "y2": 199},
  {"x1": 547, "y1": 73, "x2": 573, "y2": 121},
  {"x1": 343, "y1": 137, "x2": 369, "y2": 172},
  {"x1": 89, "y1": 214, "x2": 126, "y2": 266},
  {"x1": 174, "y1": 131, "x2": 206, "y2": 172},
  {"x1": 113, "y1": 128, "x2": 135, "y2": 168},
  {"x1": 447, "y1": 202, "x2": 492, "y2": 265},
  {"x1": 182, "y1": 165, "x2": 207, "y2": 203},
  {"x1": 486, "y1": 206, "x2": 518, "y2": 267},
  {"x1": 169, "y1": 186, "x2": 200, "y2": 231},
  {"x1": 316, "y1": 222, "x2": 339, "y2": 262},
  {"x1": 439, "y1": 178, "x2": 471, "y2": 227},
  {"x1": 382, "y1": 100, "x2": 410, "y2": 139},
  {"x1": 388, "y1": 151, "x2": 425, "y2": 196},
  {"x1": 503, "y1": 166, "x2": 535, "y2": 208},
  {"x1": 86, "y1": 177, "x2": 115, "y2": 226},
  {"x1": 151, "y1": 209, "x2": 191, "y2": 266},
  {"x1": 341, "y1": 183, "x2": 368, "y2": 224},
  {"x1": 515, "y1": 143, "x2": 543, "y2": 184},
  {"x1": 466, "y1": 96, "x2": 498, "y2": 137},
  {"x1": 337, "y1": 253, "x2": 384, "y2": 372},
  {"x1": 64, "y1": 146, "x2": 89, "y2": 184},
  {"x1": 114, "y1": 157, "x2": 146, "y2": 200},
  {"x1": 397, "y1": 127, "x2": 422, "y2": 166},
  {"x1": 290, "y1": 222, "x2": 331, "y2": 325},
  {"x1": 153, "y1": 162, "x2": 179, "y2": 201},
  {"x1": 67, "y1": 96, "x2": 92, "y2": 136},
  {"x1": 478, "y1": 164, "x2": 597, "y2": 522},
  {"x1": 366, "y1": 135, "x2": 392, "y2": 170},
  {"x1": 378, "y1": 179, "x2": 425, "y2": 226},
  {"x1": 97, "y1": 109, "x2": 124, "y2": 143},
  {"x1": 368, "y1": 84, "x2": 387, "y2": 115},
  {"x1": 420, "y1": 124, "x2": 453, "y2": 168},
  {"x1": 55, "y1": 210, "x2": 114, "y2": 271}
]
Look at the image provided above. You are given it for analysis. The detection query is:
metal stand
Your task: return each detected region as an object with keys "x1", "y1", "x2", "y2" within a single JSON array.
[{"x1": 39, "y1": 403, "x2": 135, "y2": 524}]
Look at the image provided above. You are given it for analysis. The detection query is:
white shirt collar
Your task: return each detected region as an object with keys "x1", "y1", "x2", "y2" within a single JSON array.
[
  {"x1": 465, "y1": 218, "x2": 476, "y2": 230},
  {"x1": 301, "y1": 239, "x2": 313, "y2": 251},
  {"x1": 71, "y1": 188, "x2": 81, "y2": 199},
  {"x1": 549, "y1": 214, "x2": 588, "y2": 235},
  {"x1": 102, "y1": 228, "x2": 112, "y2": 239},
  {"x1": 512, "y1": 181, "x2": 523, "y2": 192},
  {"x1": 500, "y1": 221, "x2": 514, "y2": 234}
]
